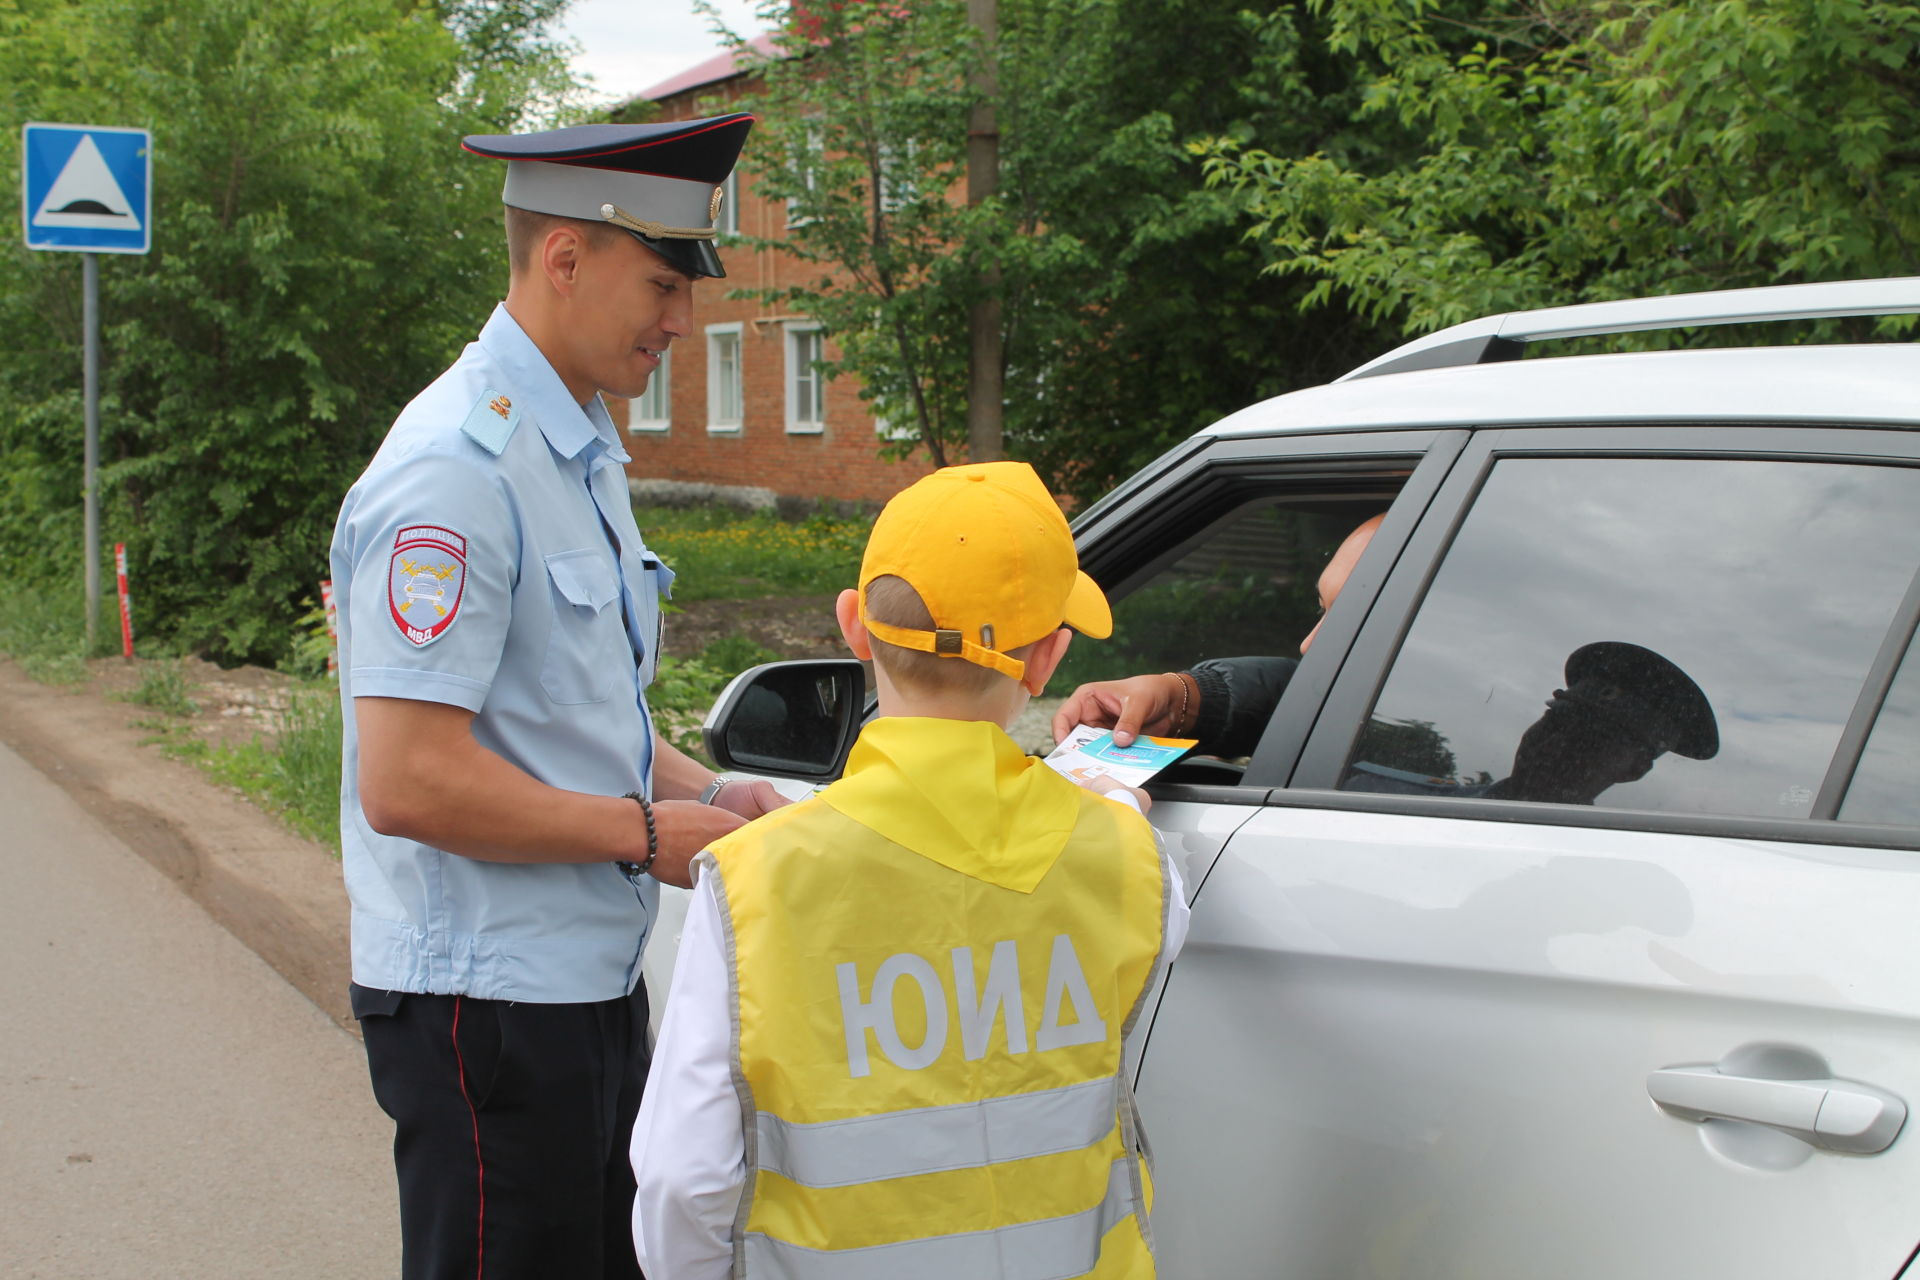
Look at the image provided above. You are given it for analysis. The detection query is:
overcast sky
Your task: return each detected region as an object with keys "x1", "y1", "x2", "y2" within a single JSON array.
[{"x1": 558, "y1": 0, "x2": 766, "y2": 105}]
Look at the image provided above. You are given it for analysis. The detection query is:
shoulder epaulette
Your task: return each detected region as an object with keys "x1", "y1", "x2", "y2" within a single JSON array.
[{"x1": 459, "y1": 387, "x2": 521, "y2": 455}]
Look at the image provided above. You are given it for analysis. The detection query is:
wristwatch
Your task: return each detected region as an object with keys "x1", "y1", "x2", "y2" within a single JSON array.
[{"x1": 699, "y1": 775, "x2": 737, "y2": 806}]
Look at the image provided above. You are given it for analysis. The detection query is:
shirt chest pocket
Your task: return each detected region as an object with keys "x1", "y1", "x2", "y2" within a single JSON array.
[{"x1": 541, "y1": 548, "x2": 627, "y2": 705}]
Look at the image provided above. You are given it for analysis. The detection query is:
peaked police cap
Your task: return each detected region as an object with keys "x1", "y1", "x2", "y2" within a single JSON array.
[{"x1": 463, "y1": 113, "x2": 755, "y2": 279}]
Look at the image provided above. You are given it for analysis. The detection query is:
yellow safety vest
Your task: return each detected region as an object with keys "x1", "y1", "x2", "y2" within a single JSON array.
[{"x1": 702, "y1": 716, "x2": 1170, "y2": 1280}]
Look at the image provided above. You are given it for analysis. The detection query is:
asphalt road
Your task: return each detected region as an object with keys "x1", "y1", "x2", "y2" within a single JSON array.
[{"x1": 0, "y1": 740, "x2": 398, "y2": 1277}]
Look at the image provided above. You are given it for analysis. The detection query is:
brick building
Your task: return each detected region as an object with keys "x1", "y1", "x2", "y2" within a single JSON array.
[{"x1": 607, "y1": 37, "x2": 932, "y2": 507}]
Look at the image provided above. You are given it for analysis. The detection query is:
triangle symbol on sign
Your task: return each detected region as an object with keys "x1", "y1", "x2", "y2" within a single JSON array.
[{"x1": 33, "y1": 134, "x2": 142, "y2": 232}]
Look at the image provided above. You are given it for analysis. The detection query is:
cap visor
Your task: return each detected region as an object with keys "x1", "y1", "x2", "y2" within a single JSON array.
[
  {"x1": 1062, "y1": 570, "x2": 1112, "y2": 639},
  {"x1": 627, "y1": 231, "x2": 726, "y2": 279}
]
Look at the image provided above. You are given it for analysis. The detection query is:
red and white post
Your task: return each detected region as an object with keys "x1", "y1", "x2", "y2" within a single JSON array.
[
  {"x1": 113, "y1": 542, "x2": 134, "y2": 659},
  {"x1": 320, "y1": 578, "x2": 340, "y2": 678}
]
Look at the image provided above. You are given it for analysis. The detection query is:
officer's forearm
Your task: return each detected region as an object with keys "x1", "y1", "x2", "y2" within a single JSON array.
[
  {"x1": 650, "y1": 732, "x2": 718, "y2": 802},
  {"x1": 355, "y1": 696, "x2": 649, "y2": 864}
]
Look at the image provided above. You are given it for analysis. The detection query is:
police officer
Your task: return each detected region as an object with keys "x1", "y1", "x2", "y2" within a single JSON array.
[{"x1": 328, "y1": 112, "x2": 783, "y2": 1279}]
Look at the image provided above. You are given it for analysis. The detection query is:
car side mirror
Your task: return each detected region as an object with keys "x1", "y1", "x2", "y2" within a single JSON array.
[{"x1": 702, "y1": 659, "x2": 867, "y2": 781}]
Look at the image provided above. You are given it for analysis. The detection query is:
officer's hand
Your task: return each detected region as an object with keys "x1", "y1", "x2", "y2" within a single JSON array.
[
  {"x1": 709, "y1": 778, "x2": 791, "y2": 821},
  {"x1": 646, "y1": 800, "x2": 748, "y2": 889},
  {"x1": 1081, "y1": 773, "x2": 1153, "y2": 814},
  {"x1": 1051, "y1": 672, "x2": 1188, "y2": 748}
]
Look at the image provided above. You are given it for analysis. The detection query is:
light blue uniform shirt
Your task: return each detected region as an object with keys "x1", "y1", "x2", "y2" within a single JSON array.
[{"x1": 329, "y1": 305, "x2": 674, "y2": 1003}]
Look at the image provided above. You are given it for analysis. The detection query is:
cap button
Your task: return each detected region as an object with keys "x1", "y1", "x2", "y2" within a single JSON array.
[
  {"x1": 601, "y1": 203, "x2": 617, "y2": 218},
  {"x1": 968, "y1": 473, "x2": 986, "y2": 482}
]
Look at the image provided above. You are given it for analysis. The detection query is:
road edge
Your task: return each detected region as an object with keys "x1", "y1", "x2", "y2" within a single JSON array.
[{"x1": 0, "y1": 659, "x2": 355, "y2": 1033}]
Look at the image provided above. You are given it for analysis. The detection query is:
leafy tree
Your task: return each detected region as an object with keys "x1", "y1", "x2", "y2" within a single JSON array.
[
  {"x1": 1197, "y1": 0, "x2": 1920, "y2": 336},
  {"x1": 720, "y1": 0, "x2": 985, "y2": 467},
  {"x1": 0, "y1": 0, "x2": 577, "y2": 665},
  {"x1": 711, "y1": 0, "x2": 1406, "y2": 500}
]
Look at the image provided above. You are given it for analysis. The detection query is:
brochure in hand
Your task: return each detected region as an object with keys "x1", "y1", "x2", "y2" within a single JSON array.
[{"x1": 1043, "y1": 724, "x2": 1198, "y2": 789}]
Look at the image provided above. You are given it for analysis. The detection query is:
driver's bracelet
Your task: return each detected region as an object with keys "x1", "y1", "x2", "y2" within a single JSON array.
[
  {"x1": 621, "y1": 791, "x2": 658, "y2": 875},
  {"x1": 1165, "y1": 671, "x2": 1194, "y2": 735}
]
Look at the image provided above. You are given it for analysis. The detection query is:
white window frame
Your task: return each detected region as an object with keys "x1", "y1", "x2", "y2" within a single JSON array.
[
  {"x1": 786, "y1": 121, "x2": 823, "y2": 229},
  {"x1": 629, "y1": 345, "x2": 672, "y2": 433},
  {"x1": 706, "y1": 323, "x2": 744, "y2": 433},
  {"x1": 873, "y1": 405, "x2": 918, "y2": 442},
  {"x1": 785, "y1": 322, "x2": 826, "y2": 434}
]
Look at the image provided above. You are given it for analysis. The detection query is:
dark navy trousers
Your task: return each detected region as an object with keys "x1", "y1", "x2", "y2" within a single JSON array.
[{"x1": 353, "y1": 982, "x2": 651, "y2": 1280}]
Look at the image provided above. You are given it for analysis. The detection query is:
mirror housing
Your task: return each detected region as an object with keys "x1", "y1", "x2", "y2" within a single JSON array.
[{"x1": 702, "y1": 659, "x2": 867, "y2": 781}]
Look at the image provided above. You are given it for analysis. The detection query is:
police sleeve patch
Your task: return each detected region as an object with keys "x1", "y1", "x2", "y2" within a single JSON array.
[{"x1": 387, "y1": 525, "x2": 469, "y2": 647}]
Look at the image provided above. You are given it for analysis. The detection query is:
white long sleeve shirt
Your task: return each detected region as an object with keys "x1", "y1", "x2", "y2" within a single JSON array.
[{"x1": 629, "y1": 790, "x2": 1190, "y2": 1280}]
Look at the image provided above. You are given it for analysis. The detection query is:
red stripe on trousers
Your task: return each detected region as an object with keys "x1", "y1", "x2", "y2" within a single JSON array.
[{"x1": 452, "y1": 996, "x2": 486, "y2": 1279}]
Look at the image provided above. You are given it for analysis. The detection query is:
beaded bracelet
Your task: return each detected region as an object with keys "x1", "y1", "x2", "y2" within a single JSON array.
[{"x1": 622, "y1": 791, "x2": 658, "y2": 876}]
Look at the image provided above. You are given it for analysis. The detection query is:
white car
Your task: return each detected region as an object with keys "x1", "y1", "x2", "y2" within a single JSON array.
[{"x1": 677, "y1": 277, "x2": 1920, "y2": 1279}]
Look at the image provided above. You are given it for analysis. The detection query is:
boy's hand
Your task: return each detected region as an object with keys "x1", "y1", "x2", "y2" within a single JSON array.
[
  {"x1": 710, "y1": 778, "x2": 791, "y2": 820},
  {"x1": 1081, "y1": 773, "x2": 1153, "y2": 814},
  {"x1": 1051, "y1": 672, "x2": 1187, "y2": 747}
]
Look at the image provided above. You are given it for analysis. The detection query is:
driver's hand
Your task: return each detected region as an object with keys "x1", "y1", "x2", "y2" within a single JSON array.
[{"x1": 1051, "y1": 672, "x2": 1187, "y2": 748}]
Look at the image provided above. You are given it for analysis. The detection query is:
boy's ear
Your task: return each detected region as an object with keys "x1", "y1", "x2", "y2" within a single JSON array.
[
  {"x1": 835, "y1": 589, "x2": 873, "y2": 660},
  {"x1": 1021, "y1": 627, "x2": 1073, "y2": 696}
]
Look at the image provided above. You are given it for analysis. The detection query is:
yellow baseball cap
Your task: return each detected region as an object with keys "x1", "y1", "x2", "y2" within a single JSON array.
[{"x1": 859, "y1": 462, "x2": 1112, "y2": 681}]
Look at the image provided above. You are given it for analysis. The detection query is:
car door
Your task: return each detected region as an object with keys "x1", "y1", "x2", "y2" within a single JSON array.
[{"x1": 1136, "y1": 425, "x2": 1920, "y2": 1278}]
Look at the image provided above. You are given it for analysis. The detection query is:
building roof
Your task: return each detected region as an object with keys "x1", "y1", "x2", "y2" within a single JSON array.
[{"x1": 638, "y1": 32, "x2": 780, "y2": 102}]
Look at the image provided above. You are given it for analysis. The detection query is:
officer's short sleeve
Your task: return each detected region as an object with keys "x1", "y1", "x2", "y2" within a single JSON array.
[{"x1": 340, "y1": 448, "x2": 516, "y2": 712}]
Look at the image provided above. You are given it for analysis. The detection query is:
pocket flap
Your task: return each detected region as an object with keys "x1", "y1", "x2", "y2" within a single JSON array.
[
  {"x1": 544, "y1": 549, "x2": 619, "y2": 611},
  {"x1": 645, "y1": 555, "x2": 676, "y2": 600}
]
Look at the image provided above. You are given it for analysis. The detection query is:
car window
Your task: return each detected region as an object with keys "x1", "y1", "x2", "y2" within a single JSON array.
[
  {"x1": 1047, "y1": 496, "x2": 1387, "y2": 760},
  {"x1": 1056, "y1": 499, "x2": 1366, "y2": 687},
  {"x1": 1839, "y1": 623, "x2": 1920, "y2": 826},
  {"x1": 1342, "y1": 455, "x2": 1920, "y2": 820}
]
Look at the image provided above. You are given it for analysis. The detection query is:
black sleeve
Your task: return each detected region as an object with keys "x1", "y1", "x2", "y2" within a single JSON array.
[{"x1": 1187, "y1": 656, "x2": 1300, "y2": 758}]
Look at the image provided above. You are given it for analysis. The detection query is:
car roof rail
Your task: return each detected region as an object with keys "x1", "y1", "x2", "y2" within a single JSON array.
[{"x1": 1338, "y1": 276, "x2": 1920, "y2": 381}]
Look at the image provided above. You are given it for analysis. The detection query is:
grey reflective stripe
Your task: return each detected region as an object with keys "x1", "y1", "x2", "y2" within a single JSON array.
[
  {"x1": 755, "y1": 1075, "x2": 1120, "y2": 1188},
  {"x1": 742, "y1": 1155, "x2": 1140, "y2": 1280}
]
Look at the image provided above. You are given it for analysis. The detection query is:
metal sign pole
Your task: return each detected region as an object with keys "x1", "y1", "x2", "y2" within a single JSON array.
[
  {"x1": 23, "y1": 123, "x2": 152, "y2": 652},
  {"x1": 82, "y1": 250, "x2": 100, "y2": 651}
]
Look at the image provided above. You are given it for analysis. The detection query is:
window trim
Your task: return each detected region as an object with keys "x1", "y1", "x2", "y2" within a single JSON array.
[
  {"x1": 1070, "y1": 428, "x2": 1470, "y2": 794},
  {"x1": 705, "y1": 322, "x2": 744, "y2": 433},
  {"x1": 1818, "y1": 561, "x2": 1920, "y2": 819},
  {"x1": 785, "y1": 321, "x2": 826, "y2": 434},
  {"x1": 629, "y1": 345, "x2": 672, "y2": 434},
  {"x1": 1285, "y1": 422, "x2": 1920, "y2": 848}
]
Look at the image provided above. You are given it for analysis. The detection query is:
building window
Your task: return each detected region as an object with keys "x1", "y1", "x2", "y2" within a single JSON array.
[
  {"x1": 706, "y1": 323, "x2": 743, "y2": 432},
  {"x1": 786, "y1": 121, "x2": 823, "y2": 229},
  {"x1": 717, "y1": 170, "x2": 739, "y2": 238},
  {"x1": 629, "y1": 346, "x2": 671, "y2": 433},
  {"x1": 786, "y1": 324, "x2": 825, "y2": 434}
]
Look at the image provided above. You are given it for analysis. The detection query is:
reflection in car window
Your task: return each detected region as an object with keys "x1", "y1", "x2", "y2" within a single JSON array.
[
  {"x1": 1345, "y1": 457, "x2": 1920, "y2": 820},
  {"x1": 1840, "y1": 625, "x2": 1920, "y2": 826}
]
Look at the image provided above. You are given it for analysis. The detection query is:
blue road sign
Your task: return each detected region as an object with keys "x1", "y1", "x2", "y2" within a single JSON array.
[{"x1": 22, "y1": 122, "x2": 152, "y2": 255}]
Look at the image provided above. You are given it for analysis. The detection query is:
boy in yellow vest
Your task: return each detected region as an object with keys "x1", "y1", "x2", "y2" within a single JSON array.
[{"x1": 631, "y1": 461, "x2": 1189, "y2": 1279}]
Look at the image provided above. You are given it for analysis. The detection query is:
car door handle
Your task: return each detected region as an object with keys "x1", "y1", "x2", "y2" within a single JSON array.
[{"x1": 1647, "y1": 1066, "x2": 1907, "y2": 1154}]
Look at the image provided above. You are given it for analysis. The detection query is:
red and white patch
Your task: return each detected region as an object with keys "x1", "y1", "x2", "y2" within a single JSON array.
[{"x1": 387, "y1": 524, "x2": 469, "y2": 647}]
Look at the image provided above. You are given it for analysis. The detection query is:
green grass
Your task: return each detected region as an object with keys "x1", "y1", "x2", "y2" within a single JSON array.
[
  {"x1": 115, "y1": 660, "x2": 199, "y2": 717},
  {"x1": 634, "y1": 505, "x2": 870, "y2": 601},
  {"x1": 197, "y1": 686, "x2": 344, "y2": 850},
  {"x1": 0, "y1": 576, "x2": 94, "y2": 683}
]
